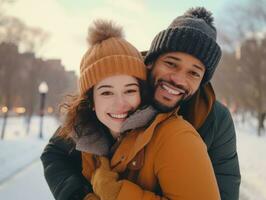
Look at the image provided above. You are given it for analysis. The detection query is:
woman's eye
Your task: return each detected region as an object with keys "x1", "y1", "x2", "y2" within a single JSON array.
[
  {"x1": 101, "y1": 91, "x2": 113, "y2": 96},
  {"x1": 125, "y1": 89, "x2": 138, "y2": 94}
]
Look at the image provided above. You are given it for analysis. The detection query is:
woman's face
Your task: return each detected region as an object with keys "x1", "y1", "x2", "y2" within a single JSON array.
[{"x1": 93, "y1": 75, "x2": 141, "y2": 138}]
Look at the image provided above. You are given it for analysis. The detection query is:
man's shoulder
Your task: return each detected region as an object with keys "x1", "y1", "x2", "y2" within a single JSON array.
[
  {"x1": 199, "y1": 100, "x2": 235, "y2": 143},
  {"x1": 209, "y1": 100, "x2": 232, "y2": 122}
]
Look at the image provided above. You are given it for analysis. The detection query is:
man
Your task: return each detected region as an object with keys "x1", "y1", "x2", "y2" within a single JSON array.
[{"x1": 41, "y1": 7, "x2": 240, "y2": 200}]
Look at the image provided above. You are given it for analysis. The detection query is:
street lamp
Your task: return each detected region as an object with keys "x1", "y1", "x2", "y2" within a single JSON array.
[{"x1": 38, "y1": 81, "x2": 48, "y2": 139}]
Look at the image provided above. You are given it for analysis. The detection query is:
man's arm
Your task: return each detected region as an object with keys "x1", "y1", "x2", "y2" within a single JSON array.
[
  {"x1": 40, "y1": 128, "x2": 92, "y2": 200},
  {"x1": 207, "y1": 102, "x2": 241, "y2": 200}
]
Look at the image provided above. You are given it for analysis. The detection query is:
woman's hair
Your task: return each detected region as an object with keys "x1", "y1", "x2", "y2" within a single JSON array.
[{"x1": 58, "y1": 79, "x2": 150, "y2": 140}]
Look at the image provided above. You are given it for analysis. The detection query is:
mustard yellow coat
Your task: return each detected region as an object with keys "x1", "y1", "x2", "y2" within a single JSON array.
[{"x1": 82, "y1": 112, "x2": 221, "y2": 200}]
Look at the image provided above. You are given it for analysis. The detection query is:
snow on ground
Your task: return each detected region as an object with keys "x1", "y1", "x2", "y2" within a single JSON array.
[
  {"x1": 0, "y1": 115, "x2": 59, "y2": 140},
  {"x1": 234, "y1": 115, "x2": 266, "y2": 200},
  {"x1": 0, "y1": 115, "x2": 59, "y2": 183},
  {"x1": 0, "y1": 114, "x2": 266, "y2": 200},
  {"x1": 0, "y1": 160, "x2": 54, "y2": 200}
]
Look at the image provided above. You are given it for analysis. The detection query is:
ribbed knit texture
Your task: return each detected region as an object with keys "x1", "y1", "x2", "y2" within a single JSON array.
[
  {"x1": 144, "y1": 7, "x2": 222, "y2": 84},
  {"x1": 79, "y1": 37, "x2": 146, "y2": 95}
]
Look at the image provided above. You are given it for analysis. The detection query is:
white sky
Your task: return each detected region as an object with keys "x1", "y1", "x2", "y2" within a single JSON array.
[{"x1": 4, "y1": 0, "x2": 237, "y2": 75}]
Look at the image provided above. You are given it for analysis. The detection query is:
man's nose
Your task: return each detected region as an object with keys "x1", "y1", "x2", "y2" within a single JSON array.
[{"x1": 170, "y1": 72, "x2": 187, "y2": 86}]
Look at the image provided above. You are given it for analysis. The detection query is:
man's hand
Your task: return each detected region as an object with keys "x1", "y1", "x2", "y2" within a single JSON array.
[{"x1": 91, "y1": 157, "x2": 122, "y2": 200}]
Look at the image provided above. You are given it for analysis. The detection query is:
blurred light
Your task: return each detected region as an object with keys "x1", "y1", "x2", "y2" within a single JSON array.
[
  {"x1": 15, "y1": 107, "x2": 26, "y2": 114},
  {"x1": 38, "y1": 81, "x2": 49, "y2": 94},
  {"x1": 1, "y1": 106, "x2": 8, "y2": 113},
  {"x1": 47, "y1": 106, "x2": 54, "y2": 113},
  {"x1": 235, "y1": 44, "x2": 241, "y2": 60}
]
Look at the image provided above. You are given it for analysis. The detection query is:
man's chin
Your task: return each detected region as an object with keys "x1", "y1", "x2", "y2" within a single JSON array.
[{"x1": 151, "y1": 99, "x2": 180, "y2": 113}]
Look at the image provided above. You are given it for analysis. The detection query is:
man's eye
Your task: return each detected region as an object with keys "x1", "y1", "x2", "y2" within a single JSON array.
[
  {"x1": 164, "y1": 61, "x2": 176, "y2": 68},
  {"x1": 190, "y1": 71, "x2": 201, "y2": 78},
  {"x1": 101, "y1": 91, "x2": 113, "y2": 96}
]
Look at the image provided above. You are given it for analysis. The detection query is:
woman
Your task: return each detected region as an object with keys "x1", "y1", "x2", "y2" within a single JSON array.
[{"x1": 59, "y1": 19, "x2": 220, "y2": 200}]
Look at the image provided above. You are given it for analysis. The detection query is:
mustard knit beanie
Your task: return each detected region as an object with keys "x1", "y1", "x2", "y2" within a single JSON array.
[{"x1": 79, "y1": 19, "x2": 146, "y2": 95}]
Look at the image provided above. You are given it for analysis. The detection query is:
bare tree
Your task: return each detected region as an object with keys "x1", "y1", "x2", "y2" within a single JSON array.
[
  {"x1": 21, "y1": 27, "x2": 49, "y2": 53},
  {"x1": 0, "y1": 0, "x2": 50, "y2": 137},
  {"x1": 214, "y1": 0, "x2": 266, "y2": 135},
  {"x1": 20, "y1": 28, "x2": 49, "y2": 135},
  {"x1": 0, "y1": 17, "x2": 29, "y2": 139},
  {"x1": 217, "y1": 0, "x2": 266, "y2": 50},
  {"x1": 238, "y1": 37, "x2": 266, "y2": 135},
  {"x1": 21, "y1": 53, "x2": 40, "y2": 134},
  {"x1": 215, "y1": 0, "x2": 266, "y2": 135},
  {"x1": 0, "y1": 43, "x2": 21, "y2": 139},
  {"x1": 2, "y1": 17, "x2": 25, "y2": 41}
]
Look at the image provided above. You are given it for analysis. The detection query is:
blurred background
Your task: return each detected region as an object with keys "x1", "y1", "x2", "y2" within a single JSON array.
[{"x1": 0, "y1": 0, "x2": 265, "y2": 199}]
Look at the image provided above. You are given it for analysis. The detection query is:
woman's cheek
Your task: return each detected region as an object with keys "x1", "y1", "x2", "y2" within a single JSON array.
[{"x1": 129, "y1": 93, "x2": 141, "y2": 109}]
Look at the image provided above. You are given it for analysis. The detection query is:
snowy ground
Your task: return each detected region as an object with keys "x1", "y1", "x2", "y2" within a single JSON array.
[
  {"x1": 0, "y1": 114, "x2": 265, "y2": 200},
  {"x1": 0, "y1": 160, "x2": 54, "y2": 200},
  {"x1": 0, "y1": 116, "x2": 59, "y2": 183},
  {"x1": 234, "y1": 115, "x2": 266, "y2": 200}
]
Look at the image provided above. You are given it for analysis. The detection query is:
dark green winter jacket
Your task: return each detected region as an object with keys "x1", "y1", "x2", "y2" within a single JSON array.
[
  {"x1": 199, "y1": 101, "x2": 240, "y2": 200},
  {"x1": 40, "y1": 84, "x2": 240, "y2": 200}
]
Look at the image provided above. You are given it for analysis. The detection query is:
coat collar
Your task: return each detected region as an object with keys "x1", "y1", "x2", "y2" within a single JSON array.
[
  {"x1": 179, "y1": 82, "x2": 215, "y2": 130},
  {"x1": 110, "y1": 111, "x2": 174, "y2": 173}
]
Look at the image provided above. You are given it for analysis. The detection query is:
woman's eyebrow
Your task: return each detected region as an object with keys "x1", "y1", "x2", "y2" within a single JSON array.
[
  {"x1": 125, "y1": 83, "x2": 139, "y2": 87},
  {"x1": 96, "y1": 85, "x2": 113, "y2": 90}
]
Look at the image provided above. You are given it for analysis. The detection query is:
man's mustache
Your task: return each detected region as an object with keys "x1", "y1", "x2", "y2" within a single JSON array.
[{"x1": 157, "y1": 79, "x2": 190, "y2": 97}]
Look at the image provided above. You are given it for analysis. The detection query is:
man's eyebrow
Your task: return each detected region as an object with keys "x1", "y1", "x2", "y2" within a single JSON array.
[
  {"x1": 165, "y1": 56, "x2": 204, "y2": 71},
  {"x1": 193, "y1": 64, "x2": 205, "y2": 71},
  {"x1": 96, "y1": 85, "x2": 113, "y2": 90},
  {"x1": 164, "y1": 56, "x2": 181, "y2": 61}
]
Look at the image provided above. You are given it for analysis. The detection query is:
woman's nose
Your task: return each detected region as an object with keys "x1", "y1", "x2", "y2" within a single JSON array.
[{"x1": 112, "y1": 95, "x2": 130, "y2": 110}]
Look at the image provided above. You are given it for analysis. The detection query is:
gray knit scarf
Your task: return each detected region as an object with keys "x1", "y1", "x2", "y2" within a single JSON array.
[{"x1": 74, "y1": 106, "x2": 158, "y2": 156}]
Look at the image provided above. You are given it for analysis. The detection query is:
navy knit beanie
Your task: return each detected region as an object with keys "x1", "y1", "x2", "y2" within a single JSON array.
[{"x1": 144, "y1": 7, "x2": 222, "y2": 84}]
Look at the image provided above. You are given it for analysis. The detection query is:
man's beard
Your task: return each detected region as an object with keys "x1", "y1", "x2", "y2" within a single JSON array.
[{"x1": 148, "y1": 73, "x2": 192, "y2": 113}]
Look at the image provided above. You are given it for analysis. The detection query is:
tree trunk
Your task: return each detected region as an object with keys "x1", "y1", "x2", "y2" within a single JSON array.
[
  {"x1": 261, "y1": 112, "x2": 266, "y2": 130},
  {"x1": 258, "y1": 112, "x2": 266, "y2": 136},
  {"x1": 1, "y1": 94, "x2": 11, "y2": 140},
  {"x1": 1, "y1": 110, "x2": 8, "y2": 139},
  {"x1": 25, "y1": 113, "x2": 32, "y2": 135},
  {"x1": 241, "y1": 112, "x2": 246, "y2": 124}
]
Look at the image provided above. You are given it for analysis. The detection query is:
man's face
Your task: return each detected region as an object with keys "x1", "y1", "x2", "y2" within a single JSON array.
[{"x1": 148, "y1": 52, "x2": 206, "y2": 112}]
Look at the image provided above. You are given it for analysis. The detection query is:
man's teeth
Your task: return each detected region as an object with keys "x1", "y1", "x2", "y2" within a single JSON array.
[
  {"x1": 109, "y1": 113, "x2": 128, "y2": 119},
  {"x1": 162, "y1": 84, "x2": 182, "y2": 95}
]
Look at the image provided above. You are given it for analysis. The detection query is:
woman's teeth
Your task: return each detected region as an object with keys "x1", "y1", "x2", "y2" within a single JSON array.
[
  {"x1": 109, "y1": 113, "x2": 128, "y2": 119},
  {"x1": 162, "y1": 84, "x2": 183, "y2": 95}
]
